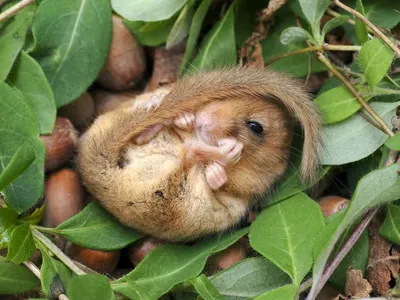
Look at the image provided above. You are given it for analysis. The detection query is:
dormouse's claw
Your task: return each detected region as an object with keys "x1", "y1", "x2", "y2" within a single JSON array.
[
  {"x1": 206, "y1": 162, "x2": 227, "y2": 190},
  {"x1": 216, "y1": 138, "x2": 243, "y2": 166},
  {"x1": 174, "y1": 112, "x2": 195, "y2": 130}
]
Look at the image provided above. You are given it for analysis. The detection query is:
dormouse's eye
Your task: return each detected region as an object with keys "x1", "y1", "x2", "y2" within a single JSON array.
[{"x1": 246, "y1": 121, "x2": 264, "y2": 136}]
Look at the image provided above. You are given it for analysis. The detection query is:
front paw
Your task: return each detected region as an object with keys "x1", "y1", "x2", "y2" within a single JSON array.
[
  {"x1": 174, "y1": 112, "x2": 195, "y2": 130},
  {"x1": 216, "y1": 138, "x2": 243, "y2": 166},
  {"x1": 206, "y1": 162, "x2": 227, "y2": 190}
]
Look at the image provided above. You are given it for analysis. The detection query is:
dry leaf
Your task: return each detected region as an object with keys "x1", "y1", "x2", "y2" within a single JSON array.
[{"x1": 345, "y1": 267, "x2": 373, "y2": 298}]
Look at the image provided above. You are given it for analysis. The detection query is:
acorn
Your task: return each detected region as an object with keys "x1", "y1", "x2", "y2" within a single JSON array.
[
  {"x1": 42, "y1": 168, "x2": 85, "y2": 228},
  {"x1": 58, "y1": 92, "x2": 95, "y2": 129},
  {"x1": 91, "y1": 89, "x2": 136, "y2": 116},
  {"x1": 128, "y1": 237, "x2": 164, "y2": 266},
  {"x1": 318, "y1": 196, "x2": 350, "y2": 218},
  {"x1": 96, "y1": 15, "x2": 146, "y2": 91},
  {"x1": 40, "y1": 117, "x2": 78, "y2": 172},
  {"x1": 67, "y1": 244, "x2": 120, "y2": 274},
  {"x1": 207, "y1": 238, "x2": 248, "y2": 272}
]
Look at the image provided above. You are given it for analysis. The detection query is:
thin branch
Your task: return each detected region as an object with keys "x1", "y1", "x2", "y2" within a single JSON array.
[
  {"x1": 32, "y1": 229, "x2": 86, "y2": 276},
  {"x1": 299, "y1": 277, "x2": 313, "y2": 294},
  {"x1": 23, "y1": 260, "x2": 41, "y2": 278},
  {"x1": 326, "y1": 8, "x2": 374, "y2": 35},
  {"x1": 359, "y1": 111, "x2": 385, "y2": 132},
  {"x1": 316, "y1": 52, "x2": 394, "y2": 137},
  {"x1": 333, "y1": 0, "x2": 400, "y2": 58},
  {"x1": 0, "y1": 0, "x2": 36, "y2": 22},
  {"x1": 265, "y1": 44, "x2": 360, "y2": 65}
]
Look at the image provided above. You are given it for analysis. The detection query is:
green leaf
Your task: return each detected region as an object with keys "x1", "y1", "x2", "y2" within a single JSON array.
[
  {"x1": 309, "y1": 164, "x2": 400, "y2": 299},
  {"x1": 0, "y1": 3, "x2": 36, "y2": 81},
  {"x1": 359, "y1": 39, "x2": 394, "y2": 87},
  {"x1": 180, "y1": 0, "x2": 212, "y2": 74},
  {"x1": 55, "y1": 202, "x2": 142, "y2": 251},
  {"x1": 190, "y1": 274, "x2": 223, "y2": 300},
  {"x1": 8, "y1": 51, "x2": 56, "y2": 134},
  {"x1": 321, "y1": 15, "x2": 350, "y2": 37},
  {"x1": 0, "y1": 259, "x2": 39, "y2": 294},
  {"x1": 298, "y1": 0, "x2": 331, "y2": 37},
  {"x1": 315, "y1": 86, "x2": 372, "y2": 124},
  {"x1": 112, "y1": 0, "x2": 188, "y2": 22},
  {"x1": 355, "y1": 0, "x2": 368, "y2": 44},
  {"x1": 166, "y1": 1, "x2": 194, "y2": 49},
  {"x1": 385, "y1": 133, "x2": 400, "y2": 151},
  {"x1": 249, "y1": 193, "x2": 325, "y2": 285},
  {"x1": 6, "y1": 224, "x2": 35, "y2": 264},
  {"x1": 67, "y1": 274, "x2": 113, "y2": 300},
  {"x1": 210, "y1": 257, "x2": 291, "y2": 299},
  {"x1": 31, "y1": 0, "x2": 112, "y2": 107},
  {"x1": 319, "y1": 101, "x2": 399, "y2": 165},
  {"x1": 262, "y1": 8, "x2": 325, "y2": 78},
  {"x1": 0, "y1": 143, "x2": 35, "y2": 192},
  {"x1": 39, "y1": 246, "x2": 73, "y2": 298},
  {"x1": 380, "y1": 205, "x2": 400, "y2": 245},
  {"x1": 254, "y1": 284, "x2": 298, "y2": 300},
  {"x1": 0, "y1": 208, "x2": 18, "y2": 246},
  {"x1": 329, "y1": 231, "x2": 369, "y2": 290},
  {"x1": 117, "y1": 277, "x2": 153, "y2": 300},
  {"x1": 189, "y1": 3, "x2": 236, "y2": 72},
  {"x1": 280, "y1": 27, "x2": 312, "y2": 45},
  {"x1": 0, "y1": 82, "x2": 45, "y2": 213},
  {"x1": 356, "y1": 0, "x2": 400, "y2": 29},
  {"x1": 112, "y1": 228, "x2": 248, "y2": 299}
]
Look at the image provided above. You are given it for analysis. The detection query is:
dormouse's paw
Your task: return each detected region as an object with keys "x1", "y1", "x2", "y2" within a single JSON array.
[
  {"x1": 145, "y1": 93, "x2": 167, "y2": 112},
  {"x1": 216, "y1": 138, "x2": 243, "y2": 166},
  {"x1": 206, "y1": 162, "x2": 227, "y2": 190},
  {"x1": 135, "y1": 124, "x2": 163, "y2": 145},
  {"x1": 174, "y1": 112, "x2": 195, "y2": 130}
]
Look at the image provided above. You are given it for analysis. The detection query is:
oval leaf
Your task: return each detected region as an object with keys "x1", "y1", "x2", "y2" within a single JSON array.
[
  {"x1": 67, "y1": 274, "x2": 113, "y2": 300},
  {"x1": 6, "y1": 224, "x2": 36, "y2": 264},
  {"x1": 32, "y1": 0, "x2": 112, "y2": 107},
  {"x1": 0, "y1": 258, "x2": 39, "y2": 294},
  {"x1": 190, "y1": 274, "x2": 223, "y2": 300},
  {"x1": 254, "y1": 284, "x2": 298, "y2": 300},
  {"x1": 112, "y1": 228, "x2": 248, "y2": 299},
  {"x1": 280, "y1": 27, "x2": 312, "y2": 45},
  {"x1": 166, "y1": 2, "x2": 194, "y2": 49},
  {"x1": 210, "y1": 257, "x2": 291, "y2": 298},
  {"x1": 180, "y1": 0, "x2": 212, "y2": 74},
  {"x1": 8, "y1": 51, "x2": 56, "y2": 134},
  {"x1": 322, "y1": 15, "x2": 350, "y2": 37},
  {"x1": 309, "y1": 163, "x2": 400, "y2": 299},
  {"x1": 112, "y1": 0, "x2": 188, "y2": 22},
  {"x1": 359, "y1": 38, "x2": 394, "y2": 87},
  {"x1": 385, "y1": 132, "x2": 400, "y2": 150},
  {"x1": 319, "y1": 101, "x2": 399, "y2": 165},
  {"x1": 55, "y1": 202, "x2": 142, "y2": 250},
  {"x1": 0, "y1": 82, "x2": 45, "y2": 213},
  {"x1": 380, "y1": 205, "x2": 400, "y2": 246},
  {"x1": 298, "y1": 0, "x2": 331, "y2": 35},
  {"x1": 315, "y1": 86, "x2": 372, "y2": 124},
  {"x1": 249, "y1": 193, "x2": 325, "y2": 285},
  {"x1": 189, "y1": 3, "x2": 236, "y2": 72}
]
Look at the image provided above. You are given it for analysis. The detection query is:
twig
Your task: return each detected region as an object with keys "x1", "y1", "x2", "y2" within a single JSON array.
[
  {"x1": 359, "y1": 111, "x2": 385, "y2": 132},
  {"x1": 0, "y1": 0, "x2": 36, "y2": 22},
  {"x1": 333, "y1": 0, "x2": 400, "y2": 58},
  {"x1": 299, "y1": 277, "x2": 313, "y2": 293},
  {"x1": 326, "y1": 8, "x2": 374, "y2": 35},
  {"x1": 316, "y1": 52, "x2": 394, "y2": 137},
  {"x1": 32, "y1": 229, "x2": 86, "y2": 276},
  {"x1": 266, "y1": 44, "x2": 360, "y2": 65},
  {"x1": 367, "y1": 255, "x2": 400, "y2": 268}
]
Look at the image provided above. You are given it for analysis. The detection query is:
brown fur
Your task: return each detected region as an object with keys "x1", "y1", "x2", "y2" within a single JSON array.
[{"x1": 76, "y1": 66, "x2": 322, "y2": 241}]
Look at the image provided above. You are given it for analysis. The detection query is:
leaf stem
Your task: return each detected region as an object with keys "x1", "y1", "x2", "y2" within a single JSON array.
[
  {"x1": 0, "y1": 0, "x2": 36, "y2": 22},
  {"x1": 32, "y1": 229, "x2": 86, "y2": 276},
  {"x1": 316, "y1": 52, "x2": 394, "y2": 137},
  {"x1": 333, "y1": 0, "x2": 400, "y2": 58},
  {"x1": 265, "y1": 44, "x2": 360, "y2": 65},
  {"x1": 31, "y1": 225, "x2": 57, "y2": 233}
]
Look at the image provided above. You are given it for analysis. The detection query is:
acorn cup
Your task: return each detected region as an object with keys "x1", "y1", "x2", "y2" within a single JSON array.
[
  {"x1": 96, "y1": 15, "x2": 146, "y2": 91},
  {"x1": 40, "y1": 117, "x2": 78, "y2": 172}
]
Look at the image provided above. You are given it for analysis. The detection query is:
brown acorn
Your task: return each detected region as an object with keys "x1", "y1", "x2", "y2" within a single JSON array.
[
  {"x1": 96, "y1": 15, "x2": 146, "y2": 91},
  {"x1": 67, "y1": 244, "x2": 120, "y2": 274},
  {"x1": 40, "y1": 117, "x2": 78, "y2": 172},
  {"x1": 318, "y1": 195, "x2": 350, "y2": 218},
  {"x1": 91, "y1": 89, "x2": 137, "y2": 116},
  {"x1": 207, "y1": 238, "x2": 248, "y2": 272},
  {"x1": 58, "y1": 92, "x2": 95, "y2": 129},
  {"x1": 128, "y1": 237, "x2": 164, "y2": 266},
  {"x1": 43, "y1": 168, "x2": 85, "y2": 228}
]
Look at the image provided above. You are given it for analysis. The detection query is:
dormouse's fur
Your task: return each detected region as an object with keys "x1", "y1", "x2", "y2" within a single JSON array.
[{"x1": 76, "y1": 66, "x2": 322, "y2": 241}]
